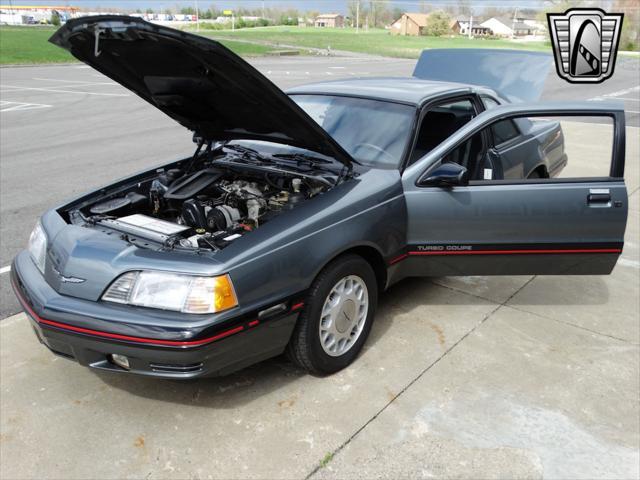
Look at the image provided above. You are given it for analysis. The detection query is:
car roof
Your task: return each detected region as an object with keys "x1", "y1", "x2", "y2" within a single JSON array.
[{"x1": 286, "y1": 77, "x2": 484, "y2": 106}]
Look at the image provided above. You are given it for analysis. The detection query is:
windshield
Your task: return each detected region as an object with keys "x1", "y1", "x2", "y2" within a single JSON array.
[{"x1": 290, "y1": 95, "x2": 415, "y2": 169}]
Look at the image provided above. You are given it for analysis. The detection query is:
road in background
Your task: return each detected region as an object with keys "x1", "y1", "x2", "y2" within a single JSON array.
[{"x1": 1, "y1": 55, "x2": 638, "y2": 318}]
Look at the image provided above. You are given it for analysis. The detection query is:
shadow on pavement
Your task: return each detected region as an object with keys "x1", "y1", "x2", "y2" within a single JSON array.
[{"x1": 92, "y1": 275, "x2": 609, "y2": 405}]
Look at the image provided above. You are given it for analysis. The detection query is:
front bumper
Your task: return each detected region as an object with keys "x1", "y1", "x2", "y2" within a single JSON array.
[{"x1": 11, "y1": 251, "x2": 302, "y2": 378}]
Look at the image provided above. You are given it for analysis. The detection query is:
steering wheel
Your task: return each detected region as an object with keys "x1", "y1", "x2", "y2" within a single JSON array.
[{"x1": 353, "y1": 143, "x2": 395, "y2": 163}]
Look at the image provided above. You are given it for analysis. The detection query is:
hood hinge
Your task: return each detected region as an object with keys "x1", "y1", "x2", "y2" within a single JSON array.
[{"x1": 94, "y1": 27, "x2": 106, "y2": 57}]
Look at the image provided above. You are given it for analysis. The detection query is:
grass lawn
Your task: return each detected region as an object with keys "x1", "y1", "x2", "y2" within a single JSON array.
[
  {"x1": 0, "y1": 26, "x2": 72, "y2": 64},
  {"x1": 198, "y1": 26, "x2": 550, "y2": 58},
  {"x1": 0, "y1": 26, "x2": 278, "y2": 65},
  {"x1": 1, "y1": 24, "x2": 551, "y2": 65}
]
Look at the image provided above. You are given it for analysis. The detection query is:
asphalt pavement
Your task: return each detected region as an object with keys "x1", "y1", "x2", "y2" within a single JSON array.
[{"x1": 0, "y1": 54, "x2": 639, "y2": 319}]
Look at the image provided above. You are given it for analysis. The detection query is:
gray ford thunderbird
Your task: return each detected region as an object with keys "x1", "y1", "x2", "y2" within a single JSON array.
[{"x1": 11, "y1": 16, "x2": 628, "y2": 378}]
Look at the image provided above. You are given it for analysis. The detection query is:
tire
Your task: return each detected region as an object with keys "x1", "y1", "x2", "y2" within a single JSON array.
[
  {"x1": 527, "y1": 170, "x2": 542, "y2": 179},
  {"x1": 287, "y1": 254, "x2": 378, "y2": 375}
]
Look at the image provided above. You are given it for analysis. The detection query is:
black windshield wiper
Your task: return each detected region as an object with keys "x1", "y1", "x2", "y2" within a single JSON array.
[
  {"x1": 271, "y1": 152, "x2": 334, "y2": 165},
  {"x1": 223, "y1": 144, "x2": 270, "y2": 164}
]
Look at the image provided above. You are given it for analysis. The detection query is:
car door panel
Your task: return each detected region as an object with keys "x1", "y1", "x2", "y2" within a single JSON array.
[
  {"x1": 399, "y1": 181, "x2": 626, "y2": 276},
  {"x1": 398, "y1": 102, "x2": 627, "y2": 277}
]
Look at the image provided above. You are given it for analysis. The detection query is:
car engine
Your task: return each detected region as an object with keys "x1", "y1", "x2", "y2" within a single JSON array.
[{"x1": 71, "y1": 163, "x2": 329, "y2": 251}]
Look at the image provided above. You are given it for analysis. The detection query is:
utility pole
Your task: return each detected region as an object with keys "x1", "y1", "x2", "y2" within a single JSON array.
[
  {"x1": 356, "y1": 0, "x2": 359, "y2": 33},
  {"x1": 468, "y1": 14, "x2": 473, "y2": 39},
  {"x1": 195, "y1": 0, "x2": 199, "y2": 32},
  {"x1": 511, "y1": 8, "x2": 518, "y2": 39},
  {"x1": 262, "y1": 0, "x2": 265, "y2": 19}
]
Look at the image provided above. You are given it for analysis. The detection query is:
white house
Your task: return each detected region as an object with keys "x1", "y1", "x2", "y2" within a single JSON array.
[
  {"x1": 480, "y1": 17, "x2": 540, "y2": 37},
  {"x1": 480, "y1": 17, "x2": 513, "y2": 37}
]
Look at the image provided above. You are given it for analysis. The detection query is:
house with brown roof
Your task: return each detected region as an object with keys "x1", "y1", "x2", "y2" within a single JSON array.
[
  {"x1": 314, "y1": 13, "x2": 344, "y2": 28},
  {"x1": 390, "y1": 13, "x2": 430, "y2": 36}
]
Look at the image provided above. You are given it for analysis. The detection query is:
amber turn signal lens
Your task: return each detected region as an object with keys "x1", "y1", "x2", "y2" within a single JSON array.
[{"x1": 212, "y1": 274, "x2": 238, "y2": 312}]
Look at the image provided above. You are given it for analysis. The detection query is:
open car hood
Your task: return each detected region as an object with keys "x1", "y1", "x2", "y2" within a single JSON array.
[
  {"x1": 50, "y1": 16, "x2": 354, "y2": 167},
  {"x1": 413, "y1": 49, "x2": 553, "y2": 102}
]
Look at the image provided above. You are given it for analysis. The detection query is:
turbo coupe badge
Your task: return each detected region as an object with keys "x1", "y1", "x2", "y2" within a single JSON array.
[{"x1": 547, "y1": 8, "x2": 623, "y2": 84}]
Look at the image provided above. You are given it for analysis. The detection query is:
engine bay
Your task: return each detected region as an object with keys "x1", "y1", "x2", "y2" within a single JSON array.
[{"x1": 65, "y1": 149, "x2": 337, "y2": 251}]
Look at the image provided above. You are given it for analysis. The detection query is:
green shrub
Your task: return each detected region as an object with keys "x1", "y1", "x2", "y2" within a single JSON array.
[{"x1": 423, "y1": 11, "x2": 451, "y2": 37}]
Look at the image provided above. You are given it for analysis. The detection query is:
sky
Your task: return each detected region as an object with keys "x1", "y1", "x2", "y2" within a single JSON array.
[{"x1": 2, "y1": 0, "x2": 554, "y2": 15}]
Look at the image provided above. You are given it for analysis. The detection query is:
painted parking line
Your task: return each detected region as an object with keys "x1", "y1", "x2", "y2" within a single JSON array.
[
  {"x1": 0, "y1": 101, "x2": 52, "y2": 112},
  {"x1": 0, "y1": 266, "x2": 11, "y2": 275},
  {"x1": 32, "y1": 77, "x2": 117, "y2": 86},
  {"x1": 0, "y1": 85, "x2": 128, "y2": 97},
  {"x1": 589, "y1": 85, "x2": 640, "y2": 102}
]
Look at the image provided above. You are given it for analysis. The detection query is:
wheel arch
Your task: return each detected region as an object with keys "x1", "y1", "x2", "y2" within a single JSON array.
[{"x1": 315, "y1": 244, "x2": 388, "y2": 294}]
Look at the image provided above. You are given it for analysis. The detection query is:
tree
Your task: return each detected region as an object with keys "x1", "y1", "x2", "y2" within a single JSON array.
[
  {"x1": 51, "y1": 11, "x2": 61, "y2": 26},
  {"x1": 347, "y1": 0, "x2": 367, "y2": 28},
  {"x1": 614, "y1": 0, "x2": 639, "y2": 51},
  {"x1": 537, "y1": 0, "x2": 585, "y2": 41},
  {"x1": 368, "y1": 0, "x2": 388, "y2": 28},
  {"x1": 424, "y1": 10, "x2": 451, "y2": 37}
]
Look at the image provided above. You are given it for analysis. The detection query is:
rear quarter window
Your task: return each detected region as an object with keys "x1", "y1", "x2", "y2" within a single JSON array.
[
  {"x1": 481, "y1": 96, "x2": 520, "y2": 146},
  {"x1": 492, "y1": 120, "x2": 520, "y2": 145}
]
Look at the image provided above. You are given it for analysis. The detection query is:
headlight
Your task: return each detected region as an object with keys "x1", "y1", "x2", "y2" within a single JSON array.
[
  {"x1": 28, "y1": 222, "x2": 47, "y2": 274},
  {"x1": 102, "y1": 271, "x2": 238, "y2": 314}
]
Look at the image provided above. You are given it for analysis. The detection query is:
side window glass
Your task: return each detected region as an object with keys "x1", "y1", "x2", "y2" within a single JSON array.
[
  {"x1": 410, "y1": 98, "x2": 477, "y2": 165},
  {"x1": 498, "y1": 115, "x2": 614, "y2": 179},
  {"x1": 481, "y1": 96, "x2": 520, "y2": 146},
  {"x1": 443, "y1": 114, "x2": 615, "y2": 182},
  {"x1": 442, "y1": 131, "x2": 490, "y2": 180},
  {"x1": 492, "y1": 120, "x2": 520, "y2": 145}
]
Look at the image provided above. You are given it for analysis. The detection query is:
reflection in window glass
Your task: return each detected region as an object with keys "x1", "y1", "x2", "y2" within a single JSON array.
[
  {"x1": 492, "y1": 120, "x2": 520, "y2": 145},
  {"x1": 291, "y1": 95, "x2": 415, "y2": 169},
  {"x1": 442, "y1": 115, "x2": 614, "y2": 182},
  {"x1": 490, "y1": 116, "x2": 613, "y2": 180},
  {"x1": 409, "y1": 98, "x2": 477, "y2": 165}
]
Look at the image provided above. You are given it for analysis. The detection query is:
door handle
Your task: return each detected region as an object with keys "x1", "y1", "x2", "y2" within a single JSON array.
[
  {"x1": 588, "y1": 193, "x2": 611, "y2": 203},
  {"x1": 587, "y1": 189, "x2": 611, "y2": 205}
]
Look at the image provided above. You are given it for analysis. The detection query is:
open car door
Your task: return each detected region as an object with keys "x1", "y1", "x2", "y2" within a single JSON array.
[{"x1": 398, "y1": 102, "x2": 627, "y2": 276}]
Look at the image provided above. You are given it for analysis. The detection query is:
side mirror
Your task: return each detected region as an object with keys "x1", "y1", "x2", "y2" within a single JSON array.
[{"x1": 418, "y1": 163, "x2": 469, "y2": 187}]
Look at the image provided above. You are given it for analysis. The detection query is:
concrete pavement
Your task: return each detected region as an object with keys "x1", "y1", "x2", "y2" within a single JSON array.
[
  {"x1": 1, "y1": 54, "x2": 639, "y2": 479},
  {"x1": 1, "y1": 204, "x2": 638, "y2": 479}
]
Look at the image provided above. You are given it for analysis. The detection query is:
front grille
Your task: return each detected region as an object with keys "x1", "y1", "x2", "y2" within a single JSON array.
[{"x1": 149, "y1": 362, "x2": 204, "y2": 374}]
